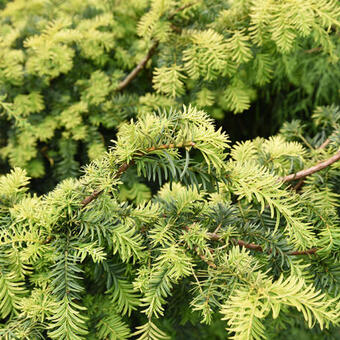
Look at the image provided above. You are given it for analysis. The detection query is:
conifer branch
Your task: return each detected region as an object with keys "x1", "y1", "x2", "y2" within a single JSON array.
[
  {"x1": 80, "y1": 189, "x2": 103, "y2": 207},
  {"x1": 195, "y1": 247, "x2": 217, "y2": 268},
  {"x1": 115, "y1": 2, "x2": 196, "y2": 92},
  {"x1": 304, "y1": 47, "x2": 322, "y2": 54},
  {"x1": 292, "y1": 135, "x2": 333, "y2": 191},
  {"x1": 233, "y1": 239, "x2": 263, "y2": 252},
  {"x1": 208, "y1": 234, "x2": 318, "y2": 256},
  {"x1": 1, "y1": 1, "x2": 340, "y2": 336},
  {"x1": 81, "y1": 142, "x2": 196, "y2": 207},
  {"x1": 115, "y1": 42, "x2": 159, "y2": 92},
  {"x1": 233, "y1": 239, "x2": 318, "y2": 256},
  {"x1": 288, "y1": 248, "x2": 318, "y2": 255},
  {"x1": 280, "y1": 149, "x2": 340, "y2": 183},
  {"x1": 114, "y1": 161, "x2": 136, "y2": 179},
  {"x1": 167, "y1": 3, "x2": 197, "y2": 20},
  {"x1": 319, "y1": 138, "x2": 331, "y2": 149},
  {"x1": 293, "y1": 178, "x2": 305, "y2": 191}
]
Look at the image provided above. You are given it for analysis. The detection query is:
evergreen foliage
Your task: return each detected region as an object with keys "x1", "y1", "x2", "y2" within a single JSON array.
[
  {"x1": 0, "y1": 0, "x2": 339, "y2": 186},
  {"x1": 0, "y1": 105, "x2": 340, "y2": 339},
  {"x1": 0, "y1": 0, "x2": 339, "y2": 339}
]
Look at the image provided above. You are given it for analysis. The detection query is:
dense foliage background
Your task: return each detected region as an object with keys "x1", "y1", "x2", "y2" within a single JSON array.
[
  {"x1": 0, "y1": 0, "x2": 339, "y2": 191},
  {"x1": 0, "y1": 0, "x2": 339, "y2": 339}
]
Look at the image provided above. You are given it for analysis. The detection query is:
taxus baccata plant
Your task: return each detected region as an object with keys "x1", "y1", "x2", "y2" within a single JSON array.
[
  {"x1": 0, "y1": 105, "x2": 340, "y2": 339},
  {"x1": 0, "y1": 0, "x2": 339, "y2": 184}
]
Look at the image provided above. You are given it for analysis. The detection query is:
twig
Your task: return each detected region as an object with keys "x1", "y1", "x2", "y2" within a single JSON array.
[
  {"x1": 134, "y1": 142, "x2": 195, "y2": 156},
  {"x1": 207, "y1": 232, "x2": 317, "y2": 256},
  {"x1": 319, "y1": 138, "x2": 331, "y2": 149},
  {"x1": 304, "y1": 47, "x2": 322, "y2": 54},
  {"x1": 289, "y1": 135, "x2": 334, "y2": 191},
  {"x1": 288, "y1": 248, "x2": 318, "y2": 255},
  {"x1": 42, "y1": 235, "x2": 53, "y2": 245},
  {"x1": 293, "y1": 178, "x2": 305, "y2": 191},
  {"x1": 195, "y1": 247, "x2": 217, "y2": 268},
  {"x1": 184, "y1": 226, "x2": 217, "y2": 268},
  {"x1": 115, "y1": 2, "x2": 196, "y2": 92},
  {"x1": 168, "y1": 2, "x2": 196, "y2": 20},
  {"x1": 213, "y1": 223, "x2": 222, "y2": 235},
  {"x1": 280, "y1": 150, "x2": 340, "y2": 183},
  {"x1": 115, "y1": 42, "x2": 159, "y2": 92},
  {"x1": 235, "y1": 239, "x2": 318, "y2": 256},
  {"x1": 81, "y1": 189, "x2": 103, "y2": 207},
  {"x1": 233, "y1": 239, "x2": 263, "y2": 252},
  {"x1": 233, "y1": 239, "x2": 318, "y2": 256},
  {"x1": 193, "y1": 235, "x2": 317, "y2": 269},
  {"x1": 81, "y1": 142, "x2": 196, "y2": 208},
  {"x1": 207, "y1": 232, "x2": 219, "y2": 241},
  {"x1": 113, "y1": 160, "x2": 136, "y2": 179}
]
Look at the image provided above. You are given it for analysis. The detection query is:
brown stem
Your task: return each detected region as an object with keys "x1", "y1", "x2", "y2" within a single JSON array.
[
  {"x1": 115, "y1": 41, "x2": 159, "y2": 92},
  {"x1": 288, "y1": 248, "x2": 318, "y2": 255},
  {"x1": 207, "y1": 232, "x2": 220, "y2": 241},
  {"x1": 190, "y1": 234, "x2": 317, "y2": 269},
  {"x1": 289, "y1": 135, "x2": 334, "y2": 191},
  {"x1": 280, "y1": 150, "x2": 340, "y2": 183},
  {"x1": 319, "y1": 138, "x2": 331, "y2": 149},
  {"x1": 134, "y1": 142, "x2": 195, "y2": 156},
  {"x1": 113, "y1": 160, "x2": 136, "y2": 179},
  {"x1": 233, "y1": 239, "x2": 263, "y2": 252},
  {"x1": 207, "y1": 232, "x2": 317, "y2": 256},
  {"x1": 213, "y1": 223, "x2": 222, "y2": 235},
  {"x1": 168, "y1": 3, "x2": 196, "y2": 20},
  {"x1": 170, "y1": 24, "x2": 182, "y2": 33},
  {"x1": 42, "y1": 235, "x2": 54, "y2": 245},
  {"x1": 81, "y1": 189, "x2": 103, "y2": 207},
  {"x1": 115, "y1": 2, "x2": 196, "y2": 92},
  {"x1": 304, "y1": 47, "x2": 322, "y2": 54},
  {"x1": 233, "y1": 239, "x2": 318, "y2": 256},
  {"x1": 293, "y1": 178, "x2": 305, "y2": 191},
  {"x1": 195, "y1": 247, "x2": 216, "y2": 268},
  {"x1": 81, "y1": 141, "x2": 196, "y2": 208}
]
